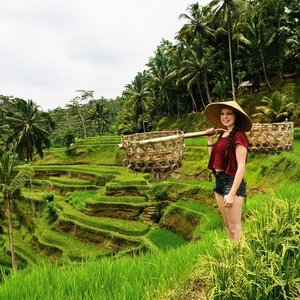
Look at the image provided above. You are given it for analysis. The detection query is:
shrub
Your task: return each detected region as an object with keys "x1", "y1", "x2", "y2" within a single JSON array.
[
  {"x1": 43, "y1": 192, "x2": 57, "y2": 222},
  {"x1": 46, "y1": 201, "x2": 58, "y2": 222},
  {"x1": 65, "y1": 145, "x2": 77, "y2": 157},
  {"x1": 151, "y1": 185, "x2": 168, "y2": 201},
  {"x1": 64, "y1": 133, "x2": 75, "y2": 148},
  {"x1": 42, "y1": 192, "x2": 55, "y2": 202},
  {"x1": 150, "y1": 185, "x2": 169, "y2": 223},
  {"x1": 195, "y1": 198, "x2": 300, "y2": 299}
]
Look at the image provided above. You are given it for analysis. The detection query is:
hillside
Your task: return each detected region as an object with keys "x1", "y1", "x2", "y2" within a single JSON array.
[
  {"x1": 154, "y1": 77, "x2": 300, "y2": 132},
  {"x1": 0, "y1": 121, "x2": 300, "y2": 298},
  {"x1": 0, "y1": 135, "x2": 224, "y2": 273}
]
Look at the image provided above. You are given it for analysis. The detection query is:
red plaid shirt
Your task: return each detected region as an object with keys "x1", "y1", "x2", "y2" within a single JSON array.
[{"x1": 208, "y1": 130, "x2": 249, "y2": 177}]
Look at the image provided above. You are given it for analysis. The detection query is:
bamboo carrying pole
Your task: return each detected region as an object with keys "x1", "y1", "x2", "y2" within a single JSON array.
[{"x1": 119, "y1": 128, "x2": 225, "y2": 149}]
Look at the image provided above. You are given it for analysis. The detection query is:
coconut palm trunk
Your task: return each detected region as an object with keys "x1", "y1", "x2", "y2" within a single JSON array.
[
  {"x1": 202, "y1": 71, "x2": 211, "y2": 103},
  {"x1": 196, "y1": 81, "x2": 206, "y2": 109},
  {"x1": 0, "y1": 152, "x2": 34, "y2": 272},
  {"x1": 5, "y1": 192, "x2": 17, "y2": 271},
  {"x1": 260, "y1": 49, "x2": 272, "y2": 90},
  {"x1": 164, "y1": 89, "x2": 174, "y2": 115},
  {"x1": 188, "y1": 89, "x2": 199, "y2": 112},
  {"x1": 228, "y1": 27, "x2": 236, "y2": 100}
]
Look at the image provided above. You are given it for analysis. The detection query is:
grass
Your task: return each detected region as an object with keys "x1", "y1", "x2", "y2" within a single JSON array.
[
  {"x1": 192, "y1": 197, "x2": 300, "y2": 299},
  {"x1": 160, "y1": 204, "x2": 201, "y2": 241},
  {"x1": 56, "y1": 215, "x2": 143, "y2": 249},
  {"x1": 85, "y1": 195, "x2": 147, "y2": 204},
  {"x1": 34, "y1": 179, "x2": 97, "y2": 192},
  {"x1": 165, "y1": 177, "x2": 213, "y2": 189},
  {"x1": 58, "y1": 201, "x2": 150, "y2": 236},
  {"x1": 75, "y1": 136, "x2": 121, "y2": 145},
  {"x1": 1, "y1": 117, "x2": 300, "y2": 298},
  {"x1": 49, "y1": 176, "x2": 92, "y2": 186},
  {"x1": 33, "y1": 140, "x2": 125, "y2": 166},
  {"x1": 0, "y1": 230, "x2": 223, "y2": 300},
  {"x1": 147, "y1": 228, "x2": 187, "y2": 250},
  {"x1": 105, "y1": 181, "x2": 150, "y2": 197},
  {"x1": 174, "y1": 201, "x2": 222, "y2": 238},
  {"x1": 30, "y1": 164, "x2": 122, "y2": 175},
  {"x1": 34, "y1": 226, "x2": 110, "y2": 261},
  {"x1": 14, "y1": 241, "x2": 41, "y2": 265},
  {"x1": 66, "y1": 191, "x2": 148, "y2": 211}
]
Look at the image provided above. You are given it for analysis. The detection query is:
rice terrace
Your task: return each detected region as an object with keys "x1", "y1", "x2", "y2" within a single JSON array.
[
  {"x1": 1, "y1": 120, "x2": 300, "y2": 299},
  {"x1": 1, "y1": 0, "x2": 300, "y2": 299}
]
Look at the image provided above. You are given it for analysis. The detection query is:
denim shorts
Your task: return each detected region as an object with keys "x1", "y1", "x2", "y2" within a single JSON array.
[{"x1": 213, "y1": 171, "x2": 247, "y2": 197}]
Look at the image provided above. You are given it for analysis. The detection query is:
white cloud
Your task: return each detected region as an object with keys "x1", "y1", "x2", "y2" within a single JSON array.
[{"x1": 0, "y1": 0, "x2": 210, "y2": 110}]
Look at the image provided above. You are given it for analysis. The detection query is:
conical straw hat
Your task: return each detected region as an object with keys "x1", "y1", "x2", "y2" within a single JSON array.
[{"x1": 204, "y1": 100, "x2": 252, "y2": 132}]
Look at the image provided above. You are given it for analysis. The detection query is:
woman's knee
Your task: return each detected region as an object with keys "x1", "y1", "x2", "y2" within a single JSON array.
[{"x1": 227, "y1": 223, "x2": 242, "y2": 236}]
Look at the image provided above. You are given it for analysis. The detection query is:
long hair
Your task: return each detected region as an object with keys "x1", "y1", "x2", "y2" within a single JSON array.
[
  {"x1": 223, "y1": 125, "x2": 239, "y2": 169},
  {"x1": 222, "y1": 110, "x2": 242, "y2": 169}
]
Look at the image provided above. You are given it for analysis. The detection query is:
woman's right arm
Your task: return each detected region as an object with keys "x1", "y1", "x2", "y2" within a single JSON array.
[{"x1": 207, "y1": 135, "x2": 214, "y2": 156}]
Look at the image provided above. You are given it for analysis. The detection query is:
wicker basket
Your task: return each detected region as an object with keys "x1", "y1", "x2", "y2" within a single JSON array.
[
  {"x1": 247, "y1": 122, "x2": 294, "y2": 153},
  {"x1": 121, "y1": 122, "x2": 294, "y2": 178},
  {"x1": 121, "y1": 130, "x2": 184, "y2": 179}
]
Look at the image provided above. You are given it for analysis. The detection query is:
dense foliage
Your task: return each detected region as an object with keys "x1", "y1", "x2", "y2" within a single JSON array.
[
  {"x1": 0, "y1": 97, "x2": 55, "y2": 161},
  {"x1": 1, "y1": 0, "x2": 299, "y2": 144},
  {"x1": 0, "y1": 1, "x2": 299, "y2": 297},
  {"x1": 116, "y1": 0, "x2": 300, "y2": 133}
]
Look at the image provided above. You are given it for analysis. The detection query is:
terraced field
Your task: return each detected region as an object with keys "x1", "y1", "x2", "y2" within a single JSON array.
[{"x1": 0, "y1": 136, "x2": 221, "y2": 271}]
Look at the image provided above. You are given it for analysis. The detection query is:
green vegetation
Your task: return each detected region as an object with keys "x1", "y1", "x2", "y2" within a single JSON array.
[
  {"x1": 57, "y1": 201, "x2": 150, "y2": 236},
  {"x1": 0, "y1": 133, "x2": 299, "y2": 299},
  {"x1": 0, "y1": 153, "x2": 34, "y2": 271},
  {"x1": 0, "y1": 230, "x2": 222, "y2": 300},
  {"x1": 193, "y1": 199, "x2": 300, "y2": 299},
  {"x1": 0, "y1": 0, "x2": 299, "y2": 298},
  {"x1": 147, "y1": 228, "x2": 187, "y2": 250}
]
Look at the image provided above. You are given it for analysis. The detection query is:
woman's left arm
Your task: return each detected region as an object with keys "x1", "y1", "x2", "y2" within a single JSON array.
[{"x1": 224, "y1": 144, "x2": 247, "y2": 206}]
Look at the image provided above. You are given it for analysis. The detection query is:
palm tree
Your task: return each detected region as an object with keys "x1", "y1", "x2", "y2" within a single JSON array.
[
  {"x1": 146, "y1": 40, "x2": 176, "y2": 115},
  {"x1": 178, "y1": 41, "x2": 215, "y2": 110},
  {"x1": 4, "y1": 99, "x2": 55, "y2": 162},
  {"x1": 177, "y1": 2, "x2": 214, "y2": 45},
  {"x1": 86, "y1": 99, "x2": 111, "y2": 136},
  {"x1": 252, "y1": 91, "x2": 294, "y2": 122},
  {"x1": 123, "y1": 72, "x2": 153, "y2": 131},
  {"x1": 234, "y1": 14, "x2": 276, "y2": 89},
  {"x1": 0, "y1": 151, "x2": 34, "y2": 271},
  {"x1": 210, "y1": 0, "x2": 246, "y2": 100}
]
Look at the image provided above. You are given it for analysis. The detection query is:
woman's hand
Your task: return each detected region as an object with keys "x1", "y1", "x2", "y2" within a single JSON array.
[
  {"x1": 224, "y1": 193, "x2": 234, "y2": 207},
  {"x1": 207, "y1": 128, "x2": 217, "y2": 145}
]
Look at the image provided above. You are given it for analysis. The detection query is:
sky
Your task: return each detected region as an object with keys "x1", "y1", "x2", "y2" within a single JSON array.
[{"x1": 0, "y1": 0, "x2": 211, "y2": 111}]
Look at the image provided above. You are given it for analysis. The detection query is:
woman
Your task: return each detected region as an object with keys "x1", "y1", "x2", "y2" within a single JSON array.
[{"x1": 204, "y1": 101, "x2": 252, "y2": 241}]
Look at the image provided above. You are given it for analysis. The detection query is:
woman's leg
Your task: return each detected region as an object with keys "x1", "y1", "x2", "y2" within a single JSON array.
[
  {"x1": 215, "y1": 193, "x2": 229, "y2": 233},
  {"x1": 215, "y1": 193, "x2": 244, "y2": 241},
  {"x1": 224, "y1": 195, "x2": 244, "y2": 241}
]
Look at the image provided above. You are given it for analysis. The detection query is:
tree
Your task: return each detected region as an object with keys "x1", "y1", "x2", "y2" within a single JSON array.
[
  {"x1": 68, "y1": 90, "x2": 94, "y2": 138},
  {"x1": 210, "y1": 0, "x2": 246, "y2": 100},
  {"x1": 178, "y1": 41, "x2": 215, "y2": 110},
  {"x1": 86, "y1": 99, "x2": 111, "y2": 136},
  {"x1": 235, "y1": 14, "x2": 277, "y2": 89},
  {"x1": 123, "y1": 72, "x2": 153, "y2": 132},
  {"x1": 252, "y1": 91, "x2": 294, "y2": 122},
  {"x1": 177, "y1": 2, "x2": 214, "y2": 45},
  {"x1": 146, "y1": 40, "x2": 176, "y2": 115},
  {"x1": 4, "y1": 99, "x2": 55, "y2": 162},
  {"x1": 0, "y1": 151, "x2": 34, "y2": 271},
  {"x1": 176, "y1": 3, "x2": 215, "y2": 109}
]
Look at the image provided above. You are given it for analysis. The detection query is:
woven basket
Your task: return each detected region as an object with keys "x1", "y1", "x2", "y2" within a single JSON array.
[
  {"x1": 121, "y1": 122, "x2": 294, "y2": 178},
  {"x1": 247, "y1": 122, "x2": 294, "y2": 153},
  {"x1": 121, "y1": 130, "x2": 184, "y2": 179}
]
